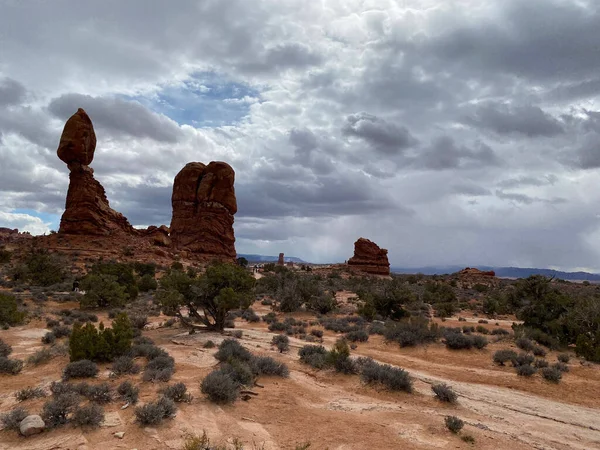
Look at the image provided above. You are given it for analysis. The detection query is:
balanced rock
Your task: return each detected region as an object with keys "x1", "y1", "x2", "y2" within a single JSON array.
[
  {"x1": 19, "y1": 415, "x2": 45, "y2": 436},
  {"x1": 57, "y1": 108, "x2": 96, "y2": 166},
  {"x1": 57, "y1": 109, "x2": 134, "y2": 235},
  {"x1": 170, "y1": 161, "x2": 237, "y2": 259},
  {"x1": 347, "y1": 237, "x2": 390, "y2": 276}
]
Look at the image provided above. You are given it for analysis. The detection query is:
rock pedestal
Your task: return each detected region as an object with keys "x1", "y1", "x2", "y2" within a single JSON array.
[
  {"x1": 278, "y1": 253, "x2": 284, "y2": 266},
  {"x1": 347, "y1": 237, "x2": 390, "y2": 275},
  {"x1": 57, "y1": 109, "x2": 134, "y2": 235}
]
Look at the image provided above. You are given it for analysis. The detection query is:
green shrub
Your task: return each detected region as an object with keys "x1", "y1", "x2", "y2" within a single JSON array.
[
  {"x1": 512, "y1": 353, "x2": 535, "y2": 367},
  {"x1": 138, "y1": 274, "x2": 158, "y2": 292},
  {"x1": 516, "y1": 337, "x2": 535, "y2": 352},
  {"x1": 384, "y1": 318, "x2": 439, "y2": 347},
  {"x1": 1, "y1": 407, "x2": 28, "y2": 431},
  {"x1": 14, "y1": 249, "x2": 65, "y2": 287},
  {"x1": 0, "y1": 293, "x2": 26, "y2": 326},
  {"x1": 532, "y1": 346, "x2": 547, "y2": 357},
  {"x1": 534, "y1": 358, "x2": 549, "y2": 368},
  {"x1": 219, "y1": 360, "x2": 255, "y2": 387},
  {"x1": 201, "y1": 370, "x2": 239, "y2": 404},
  {"x1": 63, "y1": 360, "x2": 98, "y2": 380},
  {"x1": 444, "y1": 333, "x2": 473, "y2": 350},
  {"x1": 0, "y1": 357, "x2": 23, "y2": 374},
  {"x1": 80, "y1": 274, "x2": 129, "y2": 308},
  {"x1": 445, "y1": 416, "x2": 464, "y2": 434},
  {"x1": 345, "y1": 329, "x2": 369, "y2": 342},
  {"x1": 241, "y1": 308, "x2": 260, "y2": 322},
  {"x1": 471, "y1": 335, "x2": 488, "y2": 349},
  {"x1": 432, "y1": 383, "x2": 457, "y2": 403},
  {"x1": 557, "y1": 354, "x2": 570, "y2": 363},
  {"x1": 476, "y1": 325, "x2": 489, "y2": 334},
  {"x1": 491, "y1": 328, "x2": 510, "y2": 336},
  {"x1": 69, "y1": 313, "x2": 133, "y2": 362},
  {"x1": 72, "y1": 403, "x2": 104, "y2": 427},
  {"x1": 203, "y1": 340, "x2": 215, "y2": 349}
]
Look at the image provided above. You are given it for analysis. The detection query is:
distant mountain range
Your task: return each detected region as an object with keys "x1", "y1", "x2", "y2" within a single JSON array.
[
  {"x1": 237, "y1": 254, "x2": 306, "y2": 263},
  {"x1": 391, "y1": 265, "x2": 600, "y2": 281}
]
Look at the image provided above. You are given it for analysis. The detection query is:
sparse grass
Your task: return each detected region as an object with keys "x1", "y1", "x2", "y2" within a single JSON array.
[
  {"x1": 1, "y1": 407, "x2": 29, "y2": 431},
  {"x1": 16, "y1": 386, "x2": 46, "y2": 401}
]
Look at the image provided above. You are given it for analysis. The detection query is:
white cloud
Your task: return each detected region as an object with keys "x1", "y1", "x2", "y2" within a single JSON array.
[{"x1": 0, "y1": 211, "x2": 52, "y2": 235}]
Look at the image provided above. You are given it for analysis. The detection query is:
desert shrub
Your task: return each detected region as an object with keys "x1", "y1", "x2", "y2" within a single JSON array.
[
  {"x1": 268, "y1": 321, "x2": 287, "y2": 332},
  {"x1": 163, "y1": 318, "x2": 177, "y2": 327},
  {"x1": 553, "y1": 362, "x2": 569, "y2": 373},
  {"x1": 84, "y1": 383, "x2": 112, "y2": 403},
  {"x1": 134, "y1": 262, "x2": 157, "y2": 277},
  {"x1": 134, "y1": 397, "x2": 176, "y2": 425},
  {"x1": 133, "y1": 336, "x2": 154, "y2": 345},
  {"x1": 46, "y1": 318, "x2": 60, "y2": 328},
  {"x1": 63, "y1": 360, "x2": 98, "y2": 380},
  {"x1": 310, "y1": 329, "x2": 324, "y2": 338},
  {"x1": 299, "y1": 345, "x2": 328, "y2": 362},
  {"x1": 1, "y1": 407, "x2": 29, "y2": 431},
  {"x1": 516, "y1": 364, "x2": 537, "y2": 377},
  {"x1": 42, "y1": 393, "x2": 79, "y2": 428},
  {"x1": 534, "y1": 359, "x2": 549, "y2": 368},
  {"x1": 368, "y1": 322, "x2": 386, "y2": 335},
  {"x1": 384, "y1": 318, "x2": 440, "y2": 347},
  {"x1": 214, "y1": 339, "x2": 252, "y2": 363},
  {"x1": 69, "y1": 313, "x2": 133, "y2": 362},
  {"x1": 162, "y1": 382, "x2": 192, "y2": 402},
  {"x1": 52, "y1": 325, "x2": 72, "y2": 338},
  {"x1": 493, "y1": 349, "x2": 517, "y2": 366},
  {"x1": 50, "y1": 381, "x2": 77, "y2": 396},
  {"x1": 0, "y1": 293, "x2": 26, "y2": 326},
  {"x1": 72, "y1": 403, "x2": 104, "y2": 427},
  {"x1": 16, "y1": 386, "x2": 46, "y2": 401},
  {"x1": 220, "y1": 360, "x2": 255, "y2": 386},
  {"x1": 491, "y1": 328, "x2": 510, "y2": 336},
  {"x1": 542, "y1": 366, "x2": 562, "y2": 383},
  {"x1": 0, "y1": 357, "x2": 23, "y2": 374},
  {"x1": 432, "y1": 383, "x2": 457, "y2": 403},
  {"x1": 516, "y1": 337, "x2": 535, "y2": 352},
  {"x1": 345, "y1": 329, "x2": 369, "y2": 343},
  {"x1": 262, "y1": 312, "x2": 277, "y2": 323},
  {"x1": 117, "y1": 381, "x2": 139, "y2": 404},
  {"x1": 272, "y1": 334, "x2": 289, "y2": 353},
  {"x1": 444, "y1": 333, "x2": 473, "y2": 350},
  {"x1": 475, "y1": 325, "x2": 489, "y2": 335},
  {"x1": 42, "y1": 331, "x2": 57, "y2": 344},
  {"x1": 328, "y1": 338, "x2": 357, "y2": 374},
  {"x1": 143, "y1": 366, "x2": 175, "y2": 382},
  {"x1": 14, "y1": 249, "x2": 65, "y2": 287},
  {"x1": 241, "y1": 308, "x2": 260, "y2": 322},
  {"x1": 201, "y1": 370, "x2": 239, "y2": 403},
  {"x1": 27, "y1": 348, "x2": 54, "y2": 365},
  {"x1": 129, "y1": 314, "x2": 148, "y2": 330},
  {"x1": 445, "y1": 416, "x2": 464, "y2": 434},
  {"x1": 462, "y1": 326, "x2": 475, "y2": 334},
  {"x1": 360, "y1": 360, "x2": 413, "y2": 393},
  {"x1": 471, "y1": 335, "x2": 488, "y2": 349},
  {"x1": 0, "y1": 247, "x2": 11, "y2": 264},
  {"x1": 478, "y1": 319, "x2": 489, "y2": 324},
  {"x1": 0, "y1": 338, "x2": 12, "y2": 357},
  {"x1": 532, "y1": 346, "x2": 547, "y2": 357},
  {"x1": 203, "y1": 340, "x2": 215, "y2": 349},
  {"x1": 232, "y1": 330, "x2": 243, "y2": 339},
  {"x1": 251, "y1": 356, "x2": 289, "y2": 377},
  {"x1": 111, "y1": 355, "x2": 141, "y2": 375},
  {"x1": 512, "y1": 353, "x2": 535, "y2": 367},
  {"x1": 146, "y1": 355, "x2": 175, "y2": 371},
  {"x1": 138, "y1": 274, "x2": 158, "y2": 292},
  {"x1": 79, "y1": 274, "x2": 129, "y2": 308},
  {"x1": 558, "y1": 354, "x2": 570, "y2": 363},
  {"x1": 306, "y1": 292, "x2": 337, "y2": 314}
]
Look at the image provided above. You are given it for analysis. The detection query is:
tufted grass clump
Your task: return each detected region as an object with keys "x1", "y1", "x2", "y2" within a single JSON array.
[
  {"x1": 445, "y1": 415, "x2": 464, "y2": 434},
  {"x1": 16, "y1": 386, "x2": 47, "y2": 401}
]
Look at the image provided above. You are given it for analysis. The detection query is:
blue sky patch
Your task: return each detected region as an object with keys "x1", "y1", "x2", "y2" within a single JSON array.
[
  {"x1": 12, "y1": 208, "x2": 60, "y2": 232},
  {"x1": 126, "y1": 71, "x2": 262, "y2": 128}
]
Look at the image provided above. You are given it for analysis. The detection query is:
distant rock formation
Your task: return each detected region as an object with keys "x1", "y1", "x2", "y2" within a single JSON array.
[
  {"x1": 140, "y1": 225, "x2": 171, "y2": 247},
  {"x1": 278, "y1": 253, "x2": 284, "y2": 266},
  {"x1": 58, "y1": 108, "x2": 134, "y2": 235},
  {"x1": 347, "y1": 237, "x2": 390, "y2": 275},
  {"x1": 170, "y1": 161, "x2": 237, "y2": 260},
  {"x1": 458, "y1": 267, "x2": 496, "y2": 277}
]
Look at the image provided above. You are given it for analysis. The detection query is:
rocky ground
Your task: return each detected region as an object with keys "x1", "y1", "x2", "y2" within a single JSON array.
[{"x1": 0, "y1": 296, "x2": 599, "y2": 450}]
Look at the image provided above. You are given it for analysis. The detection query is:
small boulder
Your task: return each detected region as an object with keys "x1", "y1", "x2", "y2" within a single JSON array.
[{"x1": 19, "y1": 415, "x2": 45, "y2": 436}]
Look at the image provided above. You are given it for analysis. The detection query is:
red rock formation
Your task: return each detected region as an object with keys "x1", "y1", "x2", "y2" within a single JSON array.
[
  {"x1": 458, "y1": 267, "x2": 496, "y2": 277},
  {"x1": 140, "y1": 225, "x2": 171, "y2": 247},
  {"x1": 347, "y1": 237, "x2": 390, "y2": 275},
  {"x1": 278, "y1": 253, "x2": 284, "y2": 266},
  {"x1": 170, "y1": 161, "x2": 237, "y2": 259},
  {"x1": 57, "y1": 109, "x2": 134, "y2": 235}
]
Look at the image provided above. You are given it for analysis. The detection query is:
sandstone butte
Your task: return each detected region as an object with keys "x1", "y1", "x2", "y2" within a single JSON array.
[
  {"x1": 170, "y1": 161, "x2": 237, "y2": 260},
  {"x1": 55, "y1": 108, "x2": 237, "y2": 261},
  {"x1": 347, "y1": 237, "x2": 390, "y2": 276},
  {"x1": 278, "y1": 253, "x2": 285, "y2": 266}
]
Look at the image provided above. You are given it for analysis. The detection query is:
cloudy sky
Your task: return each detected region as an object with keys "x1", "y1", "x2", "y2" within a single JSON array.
[{"x1": 1, "y1": 0, "x2": 600, "y2": 271}]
